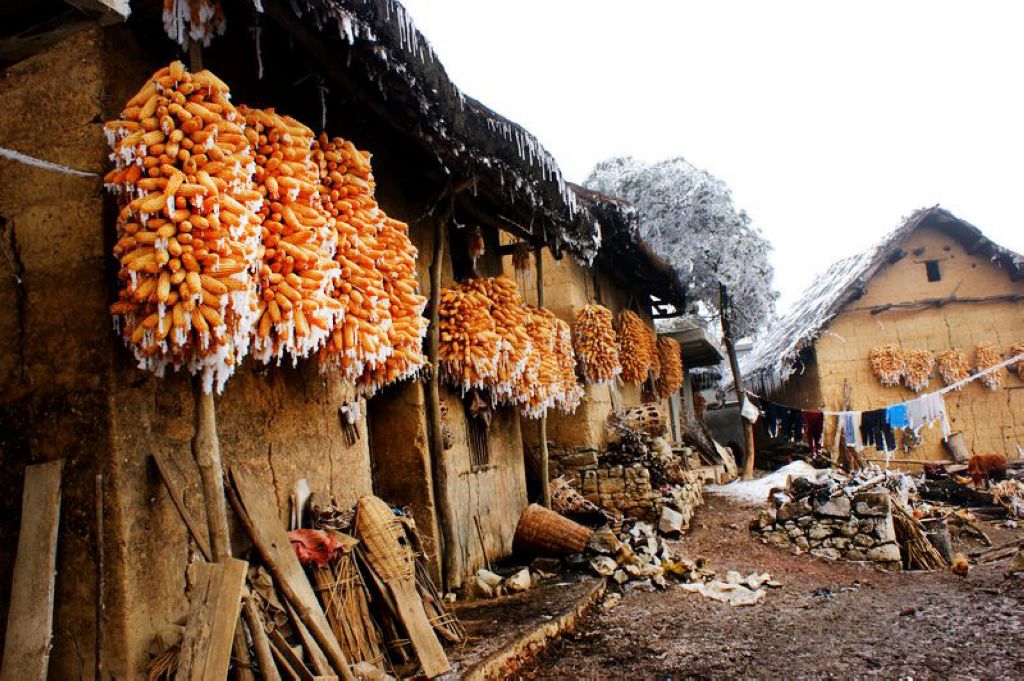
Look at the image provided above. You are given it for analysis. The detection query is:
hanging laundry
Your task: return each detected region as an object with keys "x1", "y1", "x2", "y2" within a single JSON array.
[
  {"x1": 906, "y1": 392, "x2": 951, "y2": 438},
  {"x1": 885, "y1": 402, "x2": 909, "y2": 430},
  {"x1": 860, "y1": 409, "x2": 896, "y2": 452},
  {"x1": 764, "y1": 402, "x2": 804, "y2": 442},
  {"x1": 803, "y1": 410, "x2": 824, "y2": 453},
  {"x1": 842, "y1": 411, "x2": 863, "y2": 450},
  {"x1": 764, "y1": 401, "x2": 786, "y2": 439}
]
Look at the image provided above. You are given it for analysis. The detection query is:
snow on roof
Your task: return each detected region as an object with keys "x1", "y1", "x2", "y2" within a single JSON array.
[{"x1": 741, "y1": 206, "x2": 1024, "y2": 394}]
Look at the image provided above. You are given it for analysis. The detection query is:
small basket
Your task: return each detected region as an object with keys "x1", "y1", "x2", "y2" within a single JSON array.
[{"x1": 513, "y1": 504, "x2": 593, "y2": 557}]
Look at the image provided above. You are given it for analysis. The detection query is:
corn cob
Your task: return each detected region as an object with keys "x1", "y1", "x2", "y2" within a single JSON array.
[
  {"x1": 162, "y1": 0, "x2": 226, "y2": 48},
  {"x1": 616, "y1": 310, "x2": 652, "y2": 385},
  {"x1": 656, "y1": 336, "x2": 683, "y2": 398},
  {"x1": 869, "y1": 343, "x2": 905, "y2": 387},
  {"x1": 936, "y1": 348, "x2": 970, "y2": 388},
  {"x1": 239, "y1": 106, "x2": 342, "y2": 365},
  {"x1": 974, "y1": 341, "x2": 1005, "y2": 390},
  {"x1": 104, "y1": 61, "x2": 261, "y2": 393},
  {"x1": 571, "y1": 304, "x2": 621, "y2": 384},
  {"x1": 647, "y1": 324, "x2": 661, "y2": 380},
  {"x1": 513, "y1": 307, "x2": 583, "y2": 418},
  {"x1": 902, "y1": 349, "x2": 934, "y2": 393}
]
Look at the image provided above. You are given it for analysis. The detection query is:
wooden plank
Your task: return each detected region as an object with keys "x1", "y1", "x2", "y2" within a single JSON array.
[
  {"x1": 152, "y1": 450, "x2": 212, "y2": 561},
  {"x1": 389, "y1": 580, "x2": 451, "y2": 678},
  {"x1": 175, "y1": 558, "x2": 248, "y2": 681},
  {"x1": 0, "y1": 459, "x2": 64, "y2": 681},
  {"x1": 228, "y1": 465, "x2": 355, "y2": 681},
  {"x1": 269, "y1": 629, "x2": 315, "y2": 681},
  {"x1": 286, "y1": 601, "x2": 331, "y2": 677}
]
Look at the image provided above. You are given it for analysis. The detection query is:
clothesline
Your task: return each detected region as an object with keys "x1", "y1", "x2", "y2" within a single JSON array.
[{"x1": 749, "y1": 352, "x2": 1024, "y2": 417}]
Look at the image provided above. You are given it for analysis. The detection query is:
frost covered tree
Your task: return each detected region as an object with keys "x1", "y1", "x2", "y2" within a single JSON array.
[{"x1": 585, "y1": 156, "x2": 776, "y2": 478}]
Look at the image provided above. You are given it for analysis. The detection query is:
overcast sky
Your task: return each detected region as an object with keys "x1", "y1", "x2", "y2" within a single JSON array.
[{"x1": 399, "y1": 0, "x2": 1023, "y2": 313}]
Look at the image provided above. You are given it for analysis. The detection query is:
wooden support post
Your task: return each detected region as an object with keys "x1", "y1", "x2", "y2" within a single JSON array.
[
  {"x1": 719, "y1": 284, "x2": 755, "y2": 480},
  {"x1": 95, "y1": 473, "x2": 105, "y2": 681},
  {"x1": 535, "y1": 247, "x2": 551, "y2": 507}
]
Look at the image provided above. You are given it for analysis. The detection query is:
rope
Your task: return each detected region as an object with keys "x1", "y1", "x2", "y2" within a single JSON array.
[{"x1": 0, "y1": 146, "x2": 97, "y2": 178}]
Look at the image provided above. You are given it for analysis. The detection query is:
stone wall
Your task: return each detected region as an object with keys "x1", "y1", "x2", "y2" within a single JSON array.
[{"x1": 753, "y1": 490, "x2": 902, "y2": 569}]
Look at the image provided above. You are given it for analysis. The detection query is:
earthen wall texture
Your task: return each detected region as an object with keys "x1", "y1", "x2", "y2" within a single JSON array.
[{"x1": 810, "y1": 226, "x2": 1024, "y2": 465}]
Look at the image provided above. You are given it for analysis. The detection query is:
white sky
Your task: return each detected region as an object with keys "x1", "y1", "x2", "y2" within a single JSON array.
[{"x1": 399, "y1": 0, "x2": 1024, "y2": 312}]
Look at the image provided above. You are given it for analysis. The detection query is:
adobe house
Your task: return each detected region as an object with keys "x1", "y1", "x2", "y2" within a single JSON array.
[
  {"x1": 0, "y1": 0, "x2": 601, "y2": 676},
  {"x1": 743, "y1": 207, "x2": 1024, "y2": 467}
]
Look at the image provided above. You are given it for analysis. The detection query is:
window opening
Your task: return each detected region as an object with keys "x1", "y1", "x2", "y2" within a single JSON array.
[{"x1": 925, "y1": 260, "x2": 941, "y2": 282}]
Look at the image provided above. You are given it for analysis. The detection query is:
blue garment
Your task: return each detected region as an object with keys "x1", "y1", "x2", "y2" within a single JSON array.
[{"x1": 885, "y1": 403, "x2": 909, "y2": 430}]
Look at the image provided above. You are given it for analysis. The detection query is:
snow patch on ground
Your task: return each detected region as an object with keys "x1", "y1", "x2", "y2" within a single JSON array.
[{"x1": 707, "y1": 461, "x2": 819, "y2": 505}]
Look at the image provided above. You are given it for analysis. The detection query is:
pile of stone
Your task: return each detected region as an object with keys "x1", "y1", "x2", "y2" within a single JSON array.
[
  {"x1": 586, "y1": 521, "x2": 706, "y2": 589},
  {"x1": 751, "y1": 470, "x2": 903, "y2": 570}
]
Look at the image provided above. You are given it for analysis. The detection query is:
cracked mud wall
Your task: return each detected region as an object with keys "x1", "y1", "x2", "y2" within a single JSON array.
[{"x1": 809, "y1": 226, "x2": 1024, "y2": 465}]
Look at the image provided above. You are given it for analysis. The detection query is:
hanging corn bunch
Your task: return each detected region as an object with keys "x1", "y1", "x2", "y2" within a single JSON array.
[
  {"x1": 438, "y1": 277, "x2": 531, "y2": 402},
  {"x1": 513, "y1": 308, "x2": 583, "y2": 418},
  {"x1": 240, "y1": 106, "x2": 342, "y2": 365},
  {"x1": 974, "y1": 341, "x2": 1005, "y2": 390},
  {"x1": 655, "y1": 336, "x2": 684, "y2": 398},
  {"x1": 104, "y1": 61, "x2": 261, "y2": 393},
  {"x1": 936, "y1": 348, "x2": 970, "y2": 388},
  {"x1": 552, "y1": 317, "x2": 584, "y2": 413},
  {"x1": 571, "y1": 304, "x2": 621, "y2": 384},
  {"x1": 869, "y1": 343, "x2": 905, "y2": 387},
  {"x1": 313, "y1": 135, "x2": 427, "y2": 394},
  {"x1": 467, "y1": 227, "x2": 485, "y2": 266},
  {"x1": 902, "y1": 349, "x2": 935, "y2": 393},
  {"x1": 646, "y1": 325, "x2": 661, "y2": 380},
  {"x1": 512, "y1": 242, "x2": 532, "y2": 279},
  {"x1": 616, "y1": 310, "x2": 652, "y2": 385},
  {"x1": 162, "y1": 0, "x2": 226, "y2": 48},
  {"x1": 1010, "y1": 341, "x2": 1024, "y2": 381}
]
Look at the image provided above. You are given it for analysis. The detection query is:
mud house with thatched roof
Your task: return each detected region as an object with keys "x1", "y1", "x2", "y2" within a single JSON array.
[
  {"x1": 0, "y1": 0, "x2": 636, "y2": 676},
  {"x1": 742, "y1": 207, "x2": 1024, "y2": 468}
]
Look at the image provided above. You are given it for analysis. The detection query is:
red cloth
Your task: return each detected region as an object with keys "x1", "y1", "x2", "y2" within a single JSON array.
[
  {"x1": 288, "y1": 529, "x2": 342, "y2": 567},
  {"x1": 803, "y1": 410, "x2": 824, "y2": 453}
]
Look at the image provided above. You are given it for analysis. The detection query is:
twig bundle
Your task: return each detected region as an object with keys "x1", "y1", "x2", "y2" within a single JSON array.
[
  {"x1": 936, "y1": 348, "x2": 970, "y2": 388},
  {"x1": 891, "y1": 496, "x2": 949, "y2": 570},
  {"x1": 974, "y1": 341, "x2": 1005, "y2": 390},
  {"x1": 571, "y1": 304, "x2": 621, "y2": 384},
  {"x1": 1011, "y1": 341, "x2": 1024, "y2": 380},
  {"x1": 656, "y1": 336, "x2": 684, "y2": 398},
  {"x1": 104, "y1": 61, "x2": 262, "y2": 393},
  {"x1": 616, "y1": 310, "x2": 653, "y2": 385},
  {"x1": 902, "y1": 349, "x2": 935, "y2": 393},
  {"x1": 869, "y1": 343, "x2": 905, "y2": 387}
]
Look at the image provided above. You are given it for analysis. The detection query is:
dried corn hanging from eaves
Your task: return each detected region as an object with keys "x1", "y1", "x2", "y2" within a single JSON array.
[
  {"x1": 241, "y1": 106, "x2": 342, "y2": 365},
  {"x1": 514, "y1": 307, "x2": 583, "y2": 418},
  {"x1": 974, "y1": 341, "x2": 1005, "y2": 390},
  {"x1": 936, "y1": 348, "x2": 969, "y2": 388},
  {"x1": 104, "y1": 61, "x2": 261, "y2": 393},
  {"x1": 656, "y1": 336, "x2": 684, "y2": 398},
  {"x1": 902, "y1": 349, "x2": 935, "y2": 393},
  {"x1": 162, "y1": 0, "x2": 226, "y2": 48},
  {"x1": 571, "y1": 304, "x2": 621, "y2": 384},
  {"x1": 616, "y1": 310, "x2": 653, "y2": 385},
  {"x1": 1011, "y1": 341, "x2": 1024, "y2": 381},
  {"x1": 869, "y1": 343, "x2": 905, "y2": 387}
]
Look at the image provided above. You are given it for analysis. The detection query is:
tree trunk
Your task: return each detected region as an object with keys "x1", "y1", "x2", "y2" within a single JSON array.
[
  {"x1": 535, "y1": 247, "x2": 551, "y2": 508},
  {"x1": 720, "y1": 284, "x2": 756, "y2": 480}
]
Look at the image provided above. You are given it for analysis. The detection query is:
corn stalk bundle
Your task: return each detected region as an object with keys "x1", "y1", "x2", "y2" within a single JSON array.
[
  {"x1": 571, "y1": 304, "x2": 621, "y2": 384},
  {"x1": 902, "y1": 349, "x2": 935, "y2": 393},
  {"x1": 239, "y1": 106, "x2": 342, "y2": 366},
  {"x1": 974, "y1": 341, "x2": 1005, "y2": 390},
  {"x1": 1010, "y1": 341, "x2": 1024, "y2": 380},
  {"x1": 656, "y1": 336, "x2": 684, "y2": 398},
  {"x1": 314, "y1": 135, "x2": 427, "y2": 394},
  {"x1": 438, "y1": 276, "x2": 531, "y2": 402},
  {"x1": 162, "y1": 0, "x2": 225, "y2": 48},
  {"x1": 869, "y1": 343, "x2": 905, "y2": 387},
  {"x1": 616, "y1": 310, "x2": 653, "y2": 385},
  {"x1": 104, "y1": 62, "x2": 262, "y2": 393},
  {"x1": 936, "y1": 348, "x2": 970, "y2": 388}
]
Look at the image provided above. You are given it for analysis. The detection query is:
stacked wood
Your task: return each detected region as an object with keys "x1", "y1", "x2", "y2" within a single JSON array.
[
  {"x1": 1010, "y1": 341, "x2": 1024, "y2": 380},
  {"x1": 314, "y1": 135, "x2": 428, "y2": 394},
  {"x1": 104, "y1": 61, "x2": 262, "y2": 393},
  {"x1": 902, "y1": 349, "x2": 935, "y2": 393},
  {"x1": 571, "y1": 304, "x2": 621, "y2": 384},
  {"x1": 240, "y1": 106, "x2": 342, "y2": 365},
  {"x1": 656, "y1": 336, "x2": 684, "y2": 398},
  {"x1": 891, "y1": 496, "x2": 949, "y2": 570},
  {"x1": 937, "y1": 348, "x2": 970, "y2": 388},
  {"x1": 974, "y1": 341, "x2": 1005, "y2": 390},
  {"x1": 616, "y1": 310, "x2": 653, "y2": 385},
  {"x1": 869, "y1": 343, "x2": 905, "y2": 387}
]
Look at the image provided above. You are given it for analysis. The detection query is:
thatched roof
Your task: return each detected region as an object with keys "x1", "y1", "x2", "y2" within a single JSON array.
[{"x1": 742, "y1": 206, "x2": 1024, "y2": 393}]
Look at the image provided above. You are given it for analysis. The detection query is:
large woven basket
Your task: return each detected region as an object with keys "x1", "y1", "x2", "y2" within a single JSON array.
[
  {"x1": 513, "y1": 504, "x2": 593, "y2": 557},
  {"x1": 355, "y1": 495, "x2": 415, "y2": 583}
]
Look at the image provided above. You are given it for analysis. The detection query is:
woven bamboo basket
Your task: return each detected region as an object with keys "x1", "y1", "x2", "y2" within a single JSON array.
[
  {"x1": 513, "y1": 504, "x2": 593, "y2": 557},
  {"x1": 355, "y1": 495, "x2": 415, "y2": 583}
]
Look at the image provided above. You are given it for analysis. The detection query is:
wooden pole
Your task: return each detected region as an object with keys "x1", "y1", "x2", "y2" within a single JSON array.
[
  {"x1": 535, "y1": 247, "x2": 551, "y2": 507},
  {"x1": 719, "y1": 284, "x2": 756, "y2": 480},
  {"x1": 95, "y1": 474, "x2": 105, "y2": 681},
  {"x1": 425, "y1": 196, "x2": 459, "y2": 590}
]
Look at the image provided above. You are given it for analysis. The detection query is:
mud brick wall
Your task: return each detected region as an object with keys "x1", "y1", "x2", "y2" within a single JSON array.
[{"x1": 753, "y1": 490, "x2": 902, "y2": 570}]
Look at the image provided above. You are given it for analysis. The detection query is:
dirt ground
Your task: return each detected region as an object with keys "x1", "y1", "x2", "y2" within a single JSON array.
[{"x1": 527, "y1": 493, "x2": 1024, "y2": 679}]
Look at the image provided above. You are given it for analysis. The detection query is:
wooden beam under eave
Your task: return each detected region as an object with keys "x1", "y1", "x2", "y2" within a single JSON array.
[{"x1": 65, "y1": 0, "x2": 129, "y2": 25}]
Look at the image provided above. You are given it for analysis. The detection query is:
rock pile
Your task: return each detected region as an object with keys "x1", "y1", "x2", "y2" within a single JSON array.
[{"x1": 752, "y1": 476, "x2": 903, "y2": 570}]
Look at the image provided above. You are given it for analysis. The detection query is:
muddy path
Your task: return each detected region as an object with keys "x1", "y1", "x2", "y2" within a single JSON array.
[{"x1": 527, "y1": 494, "x2": 1024, "y2": 679}]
